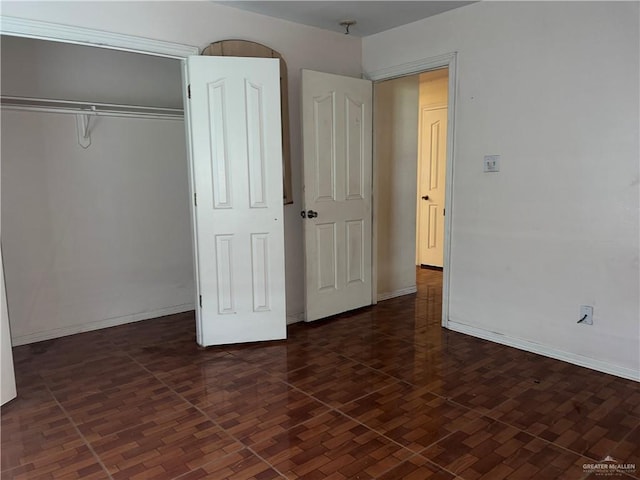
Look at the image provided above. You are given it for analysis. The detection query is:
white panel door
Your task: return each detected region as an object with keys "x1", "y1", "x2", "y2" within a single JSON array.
[
  {"x1": 187, "y1": 56, "x2": 286, "y2": 346},
  {"x1": 301, "y1": 70, "x2": 372, "y2": 322},
  {"x1": 417, "y1": 107, "x2": 447, "y2": 267},
  {"x1": 1, "y1": 246, "x2": 17, "y2": 405}
]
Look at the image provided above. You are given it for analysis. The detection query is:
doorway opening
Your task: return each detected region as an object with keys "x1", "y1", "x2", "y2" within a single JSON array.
[
  {"x1": 0, "y1": 35, "x2": 192, "y2": 347},
  {"x1": 371, "y1": 54, "x2": 456, "y2": 328},
  {"x1": 416, "y1": 68, "x2": 449, "y2": 272},
  {"x1": 0, "y1": 18, "x2": 198, "y2": 405},
  {"x1": 415, "y1": 67, "x2": 449, "y2": 326}
]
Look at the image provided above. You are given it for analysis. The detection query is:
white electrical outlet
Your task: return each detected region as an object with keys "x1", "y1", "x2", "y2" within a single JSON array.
[
  {"x1": 484, "y1": 155, "x2": 500, "y2": 172},
  {"x1": 579, "y1": 305, "x2": 593, "y2": 325}
]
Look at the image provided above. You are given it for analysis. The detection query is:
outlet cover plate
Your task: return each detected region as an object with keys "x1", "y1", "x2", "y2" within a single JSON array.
[
  {"x1": 579, "y1": 305, "x2": 593, "y2": 325},
  {"x1": 484, "y1": 155, "x2": 500, "y2": 172}
]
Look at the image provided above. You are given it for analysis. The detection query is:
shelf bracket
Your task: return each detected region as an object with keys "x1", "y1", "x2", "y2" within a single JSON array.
[{"x1": 75, "y1": 110, "x2": 93, "y2": 148}]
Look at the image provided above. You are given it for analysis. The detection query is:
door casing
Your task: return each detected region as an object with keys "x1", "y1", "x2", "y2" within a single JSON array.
[{"x1": 367, "y1": 52, "x2": 457, "y2": 328}]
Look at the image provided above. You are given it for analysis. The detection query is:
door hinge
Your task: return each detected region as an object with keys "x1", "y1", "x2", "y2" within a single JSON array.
[
  {"x1": 188, "y1": 84, "x2": 191, "y2": 99},
  {"x1": 443, "y1": 208, "x2": 446, "y2": 216},
  {"x1": 199, "y1": 295, "x2": 202, "y2": 308},
  {"x1": 194, "y1": 192, "x2": 197, "y2": 206}
]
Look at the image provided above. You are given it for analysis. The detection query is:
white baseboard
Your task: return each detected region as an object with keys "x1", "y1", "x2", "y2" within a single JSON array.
[
  {"x1": 287, "y1": 312, "x2": 304, "y2": 325},
  {"x1": 446, "y1": 320, "x2": 640, "y2": 382},
  {"x1": 377, "y1": 286, "x2": 417, "y2": 302},
  {"x1": 11, "y1": 303, "x2": 195, "y2": 346}
]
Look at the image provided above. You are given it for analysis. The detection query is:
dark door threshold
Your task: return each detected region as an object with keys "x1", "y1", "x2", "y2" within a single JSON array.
[{"x1": 420, "y1": 264, "x2": 443, "y2": 271}]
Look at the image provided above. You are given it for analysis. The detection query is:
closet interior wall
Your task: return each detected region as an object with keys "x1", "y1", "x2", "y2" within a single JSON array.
[{"x1": 1, "y1": 36, "x2": 195, "y2": 345}]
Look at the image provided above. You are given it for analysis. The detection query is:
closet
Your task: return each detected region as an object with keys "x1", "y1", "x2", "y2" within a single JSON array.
[{"x1": 1, "y1": 36, "x2": 195, "y2": 346}]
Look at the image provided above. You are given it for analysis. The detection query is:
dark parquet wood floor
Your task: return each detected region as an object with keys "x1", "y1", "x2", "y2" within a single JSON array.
[{"x1": 2, "y1": 269, "x2": 639, "y2": 479}]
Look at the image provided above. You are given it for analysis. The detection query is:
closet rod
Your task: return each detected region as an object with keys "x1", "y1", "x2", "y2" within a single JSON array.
[{"x1": 0, "y1": 96, "x2": 184, "y2": 120}]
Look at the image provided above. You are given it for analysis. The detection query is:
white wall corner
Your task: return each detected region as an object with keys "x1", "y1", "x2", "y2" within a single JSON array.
[
  {"x1": 377, "y1": 286, "x2": 417, "y2": 302},
  {"x1": 287, "y1": 312, "x2": 305, "y2": 325}
]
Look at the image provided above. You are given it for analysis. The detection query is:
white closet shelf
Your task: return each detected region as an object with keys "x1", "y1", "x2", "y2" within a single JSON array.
[{"x1": 0, "y1": 96, "x2": 184, "y2": 120}]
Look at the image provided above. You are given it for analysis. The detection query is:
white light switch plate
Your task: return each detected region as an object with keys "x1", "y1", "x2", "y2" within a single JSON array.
[{"x1": 484, "y1": 155, "x2": 500, "y2": 172}]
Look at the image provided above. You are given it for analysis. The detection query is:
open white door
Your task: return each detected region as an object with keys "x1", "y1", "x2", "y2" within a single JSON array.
[
  {"x1": 187, "y1": 56, "x2": 286, "y2": 346},
  {"x1": 1, "y1": 245, "x2": 17, "y2": 405},
  {"x1": 301, "y1": 70, "x2": 373, "y2": 322}
]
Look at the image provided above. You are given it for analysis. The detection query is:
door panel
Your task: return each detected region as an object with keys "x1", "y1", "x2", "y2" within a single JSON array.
[
  {"x1": 346, "y1": 220, "x2": 364, "y2": 283},
  {"x1": 316, "y1": 223, "x2": 338, "y2": 291},
  {"x1": 418, "y1": 107, "x2": 447, "y2": 267},
  {"x1": 313, "y1": 93, "x2": 336, "y2": 201},
  {"x1": 302, "y1": 70, "x2": 372, "y2": 322},
  {"x1": 187, "y1": 56, "x2": 286, "y2": 346}
]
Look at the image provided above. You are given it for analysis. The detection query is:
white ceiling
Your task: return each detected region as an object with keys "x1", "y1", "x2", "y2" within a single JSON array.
[{"x1": 215, "y1": 1, "x2": 476, "y2": 37}]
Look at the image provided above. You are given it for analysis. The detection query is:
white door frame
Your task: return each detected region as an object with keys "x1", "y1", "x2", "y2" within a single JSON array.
[
  {"x1": 366, "y1": 52, "x2": 457, "y2": 328},
  {"x1": 0, "y1": 16, "x2": 198, "y2": 58},
  {"x1": 0, "y1": 16, "x2": 204, "y2": 338}
]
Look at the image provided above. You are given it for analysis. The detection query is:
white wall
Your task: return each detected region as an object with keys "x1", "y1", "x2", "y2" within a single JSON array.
[
  {"x1": 1, "y1": 111, "x2": 194, "y2": 344},
  {"x1": 374, "y1": 75, "x2": 419, "y2": 300},
  {"x1": 364, "y1": 1, "x2": 640, "y2": 378},
  {"x1": 1, "y1": 36, "x2": 183, "y2": 108},
  {"x1": 1, "y1": 1, "x2": 363, "y2": 322}
]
